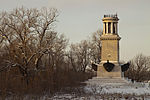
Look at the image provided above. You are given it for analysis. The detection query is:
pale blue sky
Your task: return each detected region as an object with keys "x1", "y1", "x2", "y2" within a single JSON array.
[{"x1": 0, "y1": 0, "x2": 150, "y2": 61}]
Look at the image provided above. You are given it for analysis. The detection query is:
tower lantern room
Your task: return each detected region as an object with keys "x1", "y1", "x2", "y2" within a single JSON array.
[{"x1": 102, "y1": 14, "x2": 119, "y2": 35}]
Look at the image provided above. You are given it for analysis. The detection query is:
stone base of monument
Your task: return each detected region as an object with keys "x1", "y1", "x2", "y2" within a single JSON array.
[
  {"x1": 85, "y1": 77, "x2": 129, "y2": 86},
  {"x1": 97, "y1": 63, "x2": 122, "y2": 78}
]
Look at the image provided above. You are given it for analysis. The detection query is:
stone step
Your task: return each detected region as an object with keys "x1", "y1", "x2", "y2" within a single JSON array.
[
  {"x1": 85, "y1": 77, "x2": 129, "y2": 85},
  {"x1": 88, "y1": 80, "x2": 127, "y2": 83}
]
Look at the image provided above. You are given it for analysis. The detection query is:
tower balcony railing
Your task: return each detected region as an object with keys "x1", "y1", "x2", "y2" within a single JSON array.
[{"x1": 104, "y1": 14, "x2": 117, "y2": 18}]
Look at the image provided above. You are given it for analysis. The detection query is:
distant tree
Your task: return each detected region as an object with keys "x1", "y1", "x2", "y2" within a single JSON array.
[
  {"x1": 89, "y1": 30, "x2": 102, "y2": 63},
  {"x1": 125, "y1": 54, "x2": 150, "y2": 82},
  {"x1": 67, "y1": 30, "x2": 102, "y2": 72},
  {"x1": 68, "y1": 40, "x2": 91, "y2": 72}
]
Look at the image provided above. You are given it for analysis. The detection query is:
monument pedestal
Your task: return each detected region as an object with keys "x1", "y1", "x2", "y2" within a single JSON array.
[{"x1": 97, "y1": 62, "x2": 122, "y2": 78}]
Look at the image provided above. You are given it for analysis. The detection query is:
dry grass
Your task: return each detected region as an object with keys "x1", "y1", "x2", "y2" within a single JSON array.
[{"x1": 0, "y1": 66, "x2": 93, "y2": 99}]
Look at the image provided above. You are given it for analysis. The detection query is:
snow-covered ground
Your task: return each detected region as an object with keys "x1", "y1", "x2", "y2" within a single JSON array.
[
  {"x1": 85, "y1": 83, "x2": 150, "y2": 95},
  {"x1": 50, "y1": 79, "x2": 150, "y2": 100},
  {"x1": 3, "y1": 79, "x2": 150, "y2": 100}
]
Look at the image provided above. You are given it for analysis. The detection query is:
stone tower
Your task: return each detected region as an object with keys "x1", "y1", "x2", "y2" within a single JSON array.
[{"x1": 97, "y1": 14, "x2": 122, "y2": 78}]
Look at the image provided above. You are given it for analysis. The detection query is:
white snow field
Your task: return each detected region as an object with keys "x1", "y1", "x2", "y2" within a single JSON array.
[
  {"x1": 85, "y1": 77, "x2": 150, "y2": 95},
  {"x1": 50, "y1": 77, "x2": 150, "y2": 100}
]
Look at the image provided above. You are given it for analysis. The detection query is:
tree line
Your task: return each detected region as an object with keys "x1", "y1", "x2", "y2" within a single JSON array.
[{"x1": 0, "y1": 7, "x2": 101, "y2": 95}]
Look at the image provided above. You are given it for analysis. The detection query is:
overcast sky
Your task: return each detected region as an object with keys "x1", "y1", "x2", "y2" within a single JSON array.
[{"x1": 0, "y1": 0, "x2": 150, "y2": 61}]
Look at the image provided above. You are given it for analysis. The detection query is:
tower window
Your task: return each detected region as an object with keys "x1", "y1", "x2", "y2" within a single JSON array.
[
  {"x1": 105, "y1": 22, "x2": 106, "y2": 33},
  {"x1": 108, "y1": 22, "x2": 111, "y2": 33},
  {"x1": 113, "y1": 23, "x2": 116, "y2": 33}
]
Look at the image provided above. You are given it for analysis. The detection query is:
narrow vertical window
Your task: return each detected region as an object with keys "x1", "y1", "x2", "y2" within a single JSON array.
[
  {"x1": 108, "y1": 22, "x2": 111, "y2": 33},
  {"x1": 105, "y1": 22, "x2": 106, "y2": 33},
  {"x1": 113, "y1": 23, "x2": 116, "y2": 33}
]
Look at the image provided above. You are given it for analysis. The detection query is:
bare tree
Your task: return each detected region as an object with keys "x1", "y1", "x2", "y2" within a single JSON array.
[
  {"x1": 68, "y1": 40, "x2": 91, "y2": 72},
  {"x1": 67, "y1": 30, "x2": 102, "y2": 72},
  {"x1": 89, "y1": 30, "x2": 102, "y2": 63},
  {"x1": 0, "y1": 7, "x2": 61, "y2": 85},
  {"x1": 125, "y1": 54, "x2": 150, "y2": 82},
  {"x1": 42, "y1": 33, "x2": 68, "y2": 70}
]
